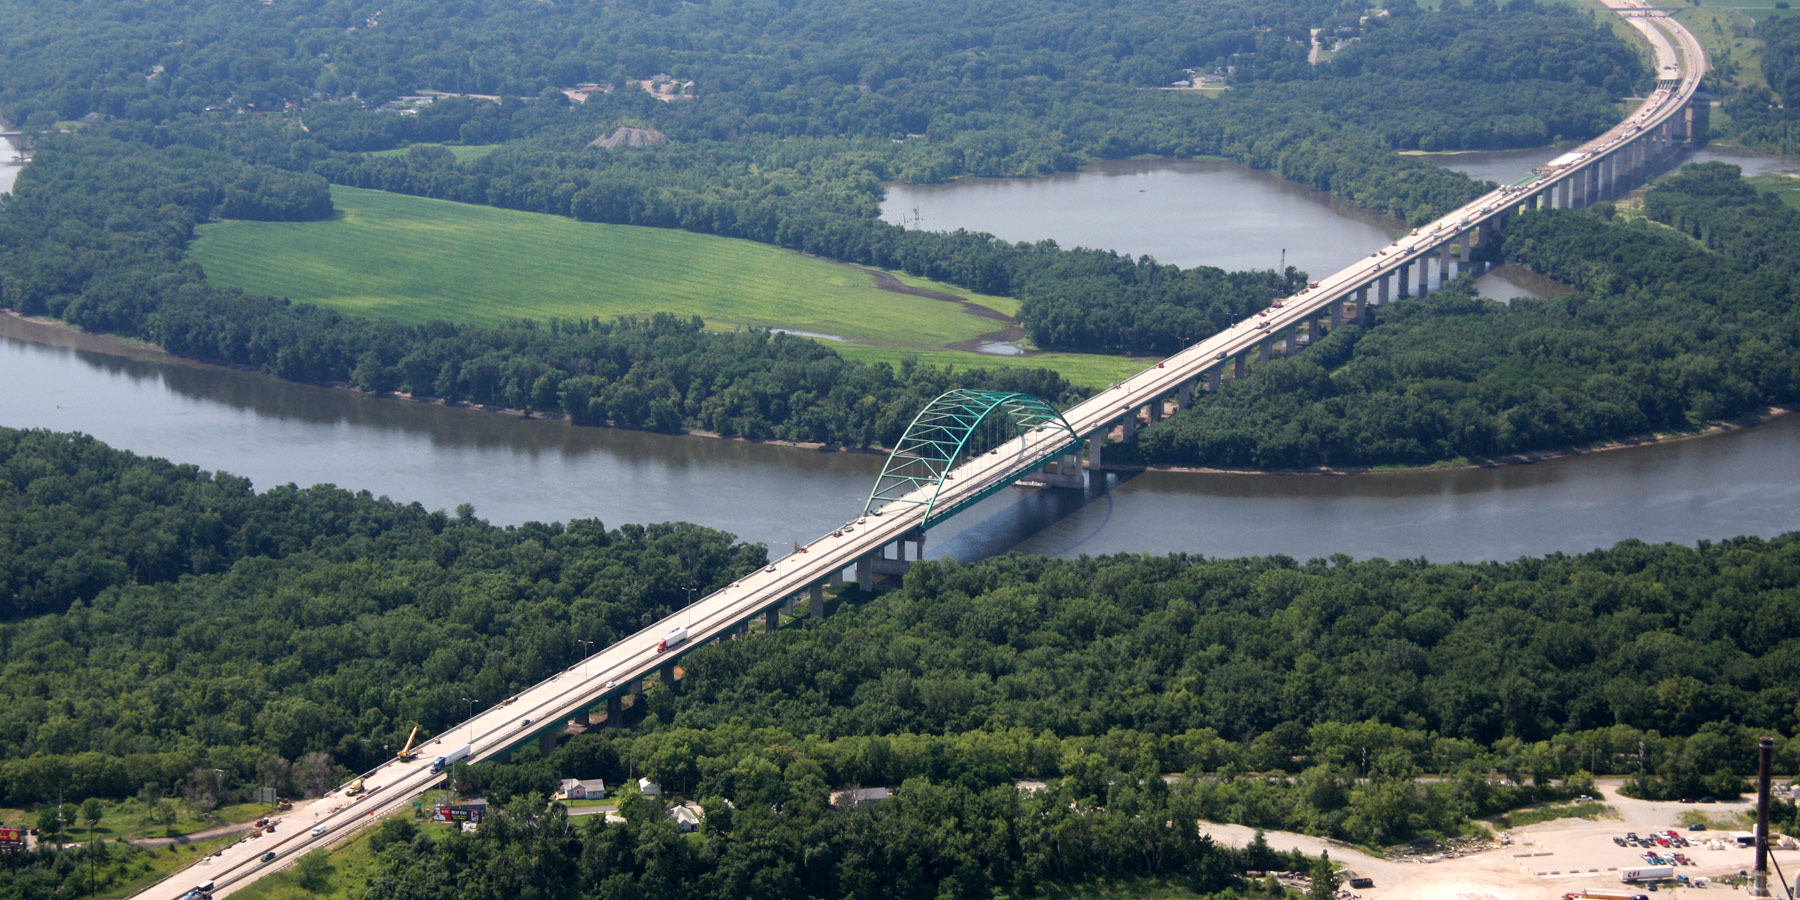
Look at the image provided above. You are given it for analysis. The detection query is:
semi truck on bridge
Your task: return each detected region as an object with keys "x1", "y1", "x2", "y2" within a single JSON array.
[{"x1": 431, "y1": 743, "x2": 472, "y2": 774}]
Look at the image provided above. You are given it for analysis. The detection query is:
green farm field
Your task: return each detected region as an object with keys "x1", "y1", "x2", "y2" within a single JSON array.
[{"x1": 190, "y1": 187, "x2": 1144, "y2": 388}]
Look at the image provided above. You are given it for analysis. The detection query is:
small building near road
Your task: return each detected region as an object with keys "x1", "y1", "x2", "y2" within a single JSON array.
[
  {"x1": 637, "y1": 778, "x2": 662, "y2": 796},
  {"x1": 556, "y1": 778, "x2": 606, "y2": 801},
  {"x1": 669, "y1": 804, "x2": 703, "y2": 833},
  {"x1": 829, "y1": 787, "x2": 893, "y2": 808}
]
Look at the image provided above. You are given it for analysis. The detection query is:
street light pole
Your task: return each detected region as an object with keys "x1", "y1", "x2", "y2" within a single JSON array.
[
  {"x1": 576, "y1": 639, "x2": 595, "y2": 678},
  {"x1": 461, "y1": 697, "x2": 480, "y2": 744},
  {"x1": 685, "y1": 587, "x2": 697, "y2": 629}
]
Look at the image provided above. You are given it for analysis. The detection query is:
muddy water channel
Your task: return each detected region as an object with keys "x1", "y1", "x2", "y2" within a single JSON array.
[{"x1": 6, "y1": 314, "x2": 1798, "y2": 563}]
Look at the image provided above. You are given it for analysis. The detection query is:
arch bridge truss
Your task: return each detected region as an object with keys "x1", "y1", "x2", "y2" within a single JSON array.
[{"x1": 864, "y1": 389, "x2": 1082, "y2": 528}]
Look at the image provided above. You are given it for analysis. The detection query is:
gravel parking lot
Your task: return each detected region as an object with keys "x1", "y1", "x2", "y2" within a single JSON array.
[{"x1": 1201, "y1": 781, "x2": 1800, "y2": 900}]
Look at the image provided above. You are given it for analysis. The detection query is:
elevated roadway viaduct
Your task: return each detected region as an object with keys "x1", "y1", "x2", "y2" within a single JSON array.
[{"x1": 138, "y1": 4, "x2": 1705, "y2": 898}]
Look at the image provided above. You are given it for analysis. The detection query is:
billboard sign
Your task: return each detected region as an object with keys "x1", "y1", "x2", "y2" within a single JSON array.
[
  {"x1": 431, "y1": 805, "x2": 484, "y2": 824},
  {"x1": 0, "y1": 828, "x2": 23, "y2": 846}
]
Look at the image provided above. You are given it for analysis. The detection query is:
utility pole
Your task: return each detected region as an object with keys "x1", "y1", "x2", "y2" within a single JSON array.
[{"x1": 1754, "y1": 735, "x2": 1774, "y2": 898}]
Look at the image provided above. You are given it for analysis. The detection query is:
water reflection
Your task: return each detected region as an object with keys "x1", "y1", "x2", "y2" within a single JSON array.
[{"x1": 6, "y1": 315, "x2": 1796, "y2": 563}]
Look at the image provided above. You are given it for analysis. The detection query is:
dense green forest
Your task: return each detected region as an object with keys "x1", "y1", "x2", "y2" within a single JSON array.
[
  {"x1": 1127, "y1": 163, "x2": 1800, "y2": 468},
  {"x1": 0, "y1": 427, "x2": 766, "y2": 802},
  {"x1": 6, "y1": 428, "x2": 1798, "y2": 811}
]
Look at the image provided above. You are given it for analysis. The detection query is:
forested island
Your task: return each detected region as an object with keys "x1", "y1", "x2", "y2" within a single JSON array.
[{"x1": 4, "y1": 0, "x2": 1745, "y2": 467}]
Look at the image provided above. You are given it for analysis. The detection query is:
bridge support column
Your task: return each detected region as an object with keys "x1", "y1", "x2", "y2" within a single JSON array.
[
  {"x1": 811, "y1": 584, "x2": 826, "y2": 616},
  {"x1": 573, "y1": 708, "x2": 591, "y2": 728},
  {"x1": 1178, "y1": 380, "x2": 1195, "y2": 409},
  {"x1": 1234, "y1": 353, "x2": 1247, "y2": 379},
  {"x1": 914, "y1": 531, "x2": 926, "y2": 560},
  {"x1": 856, "y1": 558, "x2": 873, "y2": 591},
  {"x1": 1331, "y1": 300, "x2": 1344, "y2": 328},
  {"x1": 1258, "y1": 339, "x2": 1272, "y2": 362},
  {"x1": 1285, "y1": 328, "x2": 1302, "y2": 356},
  {"x1": 1375, "y1": 276, "x2": 1388, "y2": 307},
  {"x1": 1087, "y1": 433, "x2": 1104, "y2": 470},
  {"x1": 661, "y1": 661, "x2": 678, "y2": 686},
  {"x1": 1147, "y1": 395, "x2": 1163, "y2": 422},
  {"x1": 1206, "y1": 367, "x2": 1221, "y2": 392},
  {"x1": 1438, "y1": 243, "x2": 1453, "y2": 286},
  {"x1": 1397, "y1": 263, "x2": 1411, "y2": 299},
  {"x1": 1355, "y1": 286, "x2": 1369, "y2": 320},
  {"x1": 1120, "y1": 410, "x2": 1139, "y2": 443},
  {"x1": 831, "y1": 568, "x2": 846, "y2": 588},
  {"x1": 606, "y1": 694, "x2": 623, "y2": 727},
  {"x1": 765, "y1": 606, "x2": 780, "y2": 632},
  {"x1": 540, "y1": 731, "x2": 557, "y2": 756}
]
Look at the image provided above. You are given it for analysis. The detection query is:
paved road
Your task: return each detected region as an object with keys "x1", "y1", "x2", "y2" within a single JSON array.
[{"x1": 127, "y1": 6, "x2": 1706, "y2": 900}]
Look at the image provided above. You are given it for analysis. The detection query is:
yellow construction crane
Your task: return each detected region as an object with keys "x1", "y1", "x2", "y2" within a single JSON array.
[{"x1": 395, "y1": 726, "x2": 422, "y2": 761}]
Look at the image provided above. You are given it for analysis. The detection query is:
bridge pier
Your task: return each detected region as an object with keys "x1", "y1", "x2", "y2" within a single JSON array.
[
  {"x1": 1088, "y1": 432, "x2": 1104, "y2": 470},
  {"x1": 1120, "y1": 409, "x2": 1139, "y2": 443},
  {"x1": 856, "y1": 558, "x2": 873, "y2": 591},
  {"x1": 764, "y1": 606, "x2": 779, "y2": 631},
  {"x1": 1417, "y1": 257, "x2": 1431, "y2": 297},
  {"x1": 1178, "y1": 380, "x2": 1195, "y2": 409},
  {"x1": 1258, "y1": 339, "x2": 1272, "y2": 362},
  {"x1": 1206, "y1": 367, "x2": 1221, "y2": 392},
  {"x1": 573, "y1": 708, "x2": 591, "y2": 728},
  {"x1": 1438, "y1": 243, "x2": 1453, "y2": 287},
  {"x1": 1376, "y1": 275, "x2": 1389, "y2": 307},
  {"x1": 811, "y1": 584, "x2": 826, "y2": 617},
  {"x1": 661, "y1": 661, "x2": 678, "y2": 687},
  {"x1": 1147, "y1": 395, "x2": 1163, "y2": 422},
  {"x1": 1286, "y1": 327, "x2": 1303, "y2": 355},
  {"x1": 1398, "y1": 262, "x2": 1411, "y2": 299},
  {"x1": 540, "y1": 731, "x2": 557, "y2": 756},
  {"x1": 1234, "y1": 353, "x2": 1248, "y2": 379},
  {"x1": 1355, "y1": 286, "x2": 1369, "y2": 320},
  {"x1": 606, "y1": 694, "x2": 623, "y2": 727}
]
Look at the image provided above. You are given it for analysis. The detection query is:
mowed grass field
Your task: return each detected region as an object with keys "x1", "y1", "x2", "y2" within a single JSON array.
[{"x1": 190, "y1": 187, "x2": 1143, "y2": 387}]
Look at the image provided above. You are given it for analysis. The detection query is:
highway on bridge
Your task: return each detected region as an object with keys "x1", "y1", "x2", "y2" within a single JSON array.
[{"x1": 140, "y1": 5, "x2": 1706, "y2": 898}]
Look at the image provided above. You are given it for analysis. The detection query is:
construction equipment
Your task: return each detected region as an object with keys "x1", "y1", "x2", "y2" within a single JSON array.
[
  {"x1": 344, "y1": 777, "x2": 365, "y2": 796},
  {"x1": 395, "y1": 726, "x2": 422, "y2": 761}
]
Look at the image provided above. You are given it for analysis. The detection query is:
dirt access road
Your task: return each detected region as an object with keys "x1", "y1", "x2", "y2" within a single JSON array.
[{"x1": 1201, "y1": 782, "x2": 1798, "y2": 900}]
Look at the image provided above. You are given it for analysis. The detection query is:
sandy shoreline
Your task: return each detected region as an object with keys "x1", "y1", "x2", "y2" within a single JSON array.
[{"x1": 5, "y1": 308, "x2": 1785, "y2": 475}]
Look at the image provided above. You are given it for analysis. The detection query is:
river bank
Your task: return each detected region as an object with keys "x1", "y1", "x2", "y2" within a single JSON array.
[
  {"x1": 9, "y1": 307, "x2": 1791, "y2": 484},
  {"x1": 0, "y1": 309, "x2": 884, "y2": 455},
  {"x1": 1111, "y1": 406, "x2": 1796, "y2": 478}
]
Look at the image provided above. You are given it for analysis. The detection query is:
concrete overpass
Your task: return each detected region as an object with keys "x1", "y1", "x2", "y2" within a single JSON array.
[{"x1": 138, "y1": 4, "x2": 1706, "y2": 898}]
